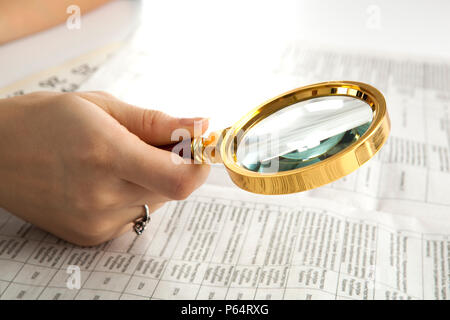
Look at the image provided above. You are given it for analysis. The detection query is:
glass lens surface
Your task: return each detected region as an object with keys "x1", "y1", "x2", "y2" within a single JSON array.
[{"x1": 236, "y1": 96, "x2": 373, "y2": 173}]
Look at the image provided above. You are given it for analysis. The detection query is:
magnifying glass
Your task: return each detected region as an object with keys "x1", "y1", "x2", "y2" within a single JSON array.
[{"x1": 166, "y1": 81, "x2": 390, "y2": 195}]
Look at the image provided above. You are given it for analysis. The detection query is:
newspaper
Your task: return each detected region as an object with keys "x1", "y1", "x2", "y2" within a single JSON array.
[
  {"x1": 0, "y1": 185, "x2": 448, "y2": 300},
  {"x1": 0, "y1": 40, "x2": 449, "y2": 300}
]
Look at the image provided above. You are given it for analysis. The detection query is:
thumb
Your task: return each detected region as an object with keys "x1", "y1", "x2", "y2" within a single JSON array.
[{"x1": 76, "y1": 91, "x2": 209, "y2": 145}]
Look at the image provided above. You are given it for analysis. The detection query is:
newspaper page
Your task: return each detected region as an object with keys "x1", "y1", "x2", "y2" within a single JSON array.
[{"x1": 0, "y1": 184, "x2": 449, "y2": 300}]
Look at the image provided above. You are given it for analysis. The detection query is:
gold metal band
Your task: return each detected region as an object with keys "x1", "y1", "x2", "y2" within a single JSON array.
[{"x1": 219, "y1": 81, "x2": 390, "y2": 195}]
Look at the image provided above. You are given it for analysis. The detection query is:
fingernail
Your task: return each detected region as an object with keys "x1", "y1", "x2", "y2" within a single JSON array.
[{"x1": 179, "y1": 117, "x2": 209, "y2": 126}]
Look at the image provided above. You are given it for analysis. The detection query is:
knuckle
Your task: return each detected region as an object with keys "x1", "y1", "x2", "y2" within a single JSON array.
[
  {"x1": 171, "y1": 171, "x2": 196, "y2": 200},
  {"x1": 72, "y1": 188, "x2": 119, "y2": 212},
  {"x1": 57, "y1": 91, "x2": 81, "y2": 104},
  {"x1": 70, "y1": 187, "x2": 91, "y2": 212},
  {"x1": 92, "y1": 191, "x2": 121, "y2": 210},
  {"x1": 77, "y1": 138, "x2": 111, "y2": 169},
  {"x1": 52, "y1": 92, "x2": 87, "y2": 113},
  {"x1": 141, "y1": 108, "x2": 156, "y2": 133},
  {"x1": 141, "y1": 109, "x2": 171, "y2": 134},
  {"x1": 91, "y1": 90, "x2": 115, "y2": 99},
  {"x1": 26, "y1": 91, "x2": 59, "y2": 99}
]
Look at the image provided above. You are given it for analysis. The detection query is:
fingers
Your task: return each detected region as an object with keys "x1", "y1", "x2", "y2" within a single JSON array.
[
  {"x1": 115, "y1": 202, "x2": 166, "y2": 228},
  {"x1": 75, "y1": 91, "x2": 209, "y2": 146},
  {"x1": 130, "y1": 193, "x2": 171, "y2": 208},
  {"x1": 103, "y1": 203, "x2": 166, "y2": 242},
  {"x1": 73, "y1": 91, "x2": 210, "y2": 207},
  {"x1": 114, "y1": 134, "x2": 210, "y2": 200},
  {"x1": 111, "y1": 180, "x2": 171, "y2": 209}
]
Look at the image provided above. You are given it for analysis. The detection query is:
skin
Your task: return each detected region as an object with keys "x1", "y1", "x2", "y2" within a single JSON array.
[
  {"x1": 0, "y1": 92, "x2": 210, "y2": 246},
  {"x1": 0, "y1": 0, "x2": 113, "y2": 44}
]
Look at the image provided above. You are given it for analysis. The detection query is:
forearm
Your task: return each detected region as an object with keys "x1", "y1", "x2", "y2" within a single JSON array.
[{"x1": 0, "y1": 0, "x2": 113, "y2": 45}]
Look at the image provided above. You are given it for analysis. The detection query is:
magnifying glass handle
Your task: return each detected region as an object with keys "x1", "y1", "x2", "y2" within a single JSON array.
[{"x1": 158, "y1": 129, "x2": 228, "y2": 164}]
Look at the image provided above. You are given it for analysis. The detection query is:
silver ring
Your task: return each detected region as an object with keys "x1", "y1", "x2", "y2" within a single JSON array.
[{"x1": 134, "y1": 204, "x2": 150, "y2": 235}]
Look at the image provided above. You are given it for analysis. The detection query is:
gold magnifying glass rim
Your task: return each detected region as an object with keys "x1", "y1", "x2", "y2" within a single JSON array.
[{"x1": 220, "y1": 81, "x2": 390, "y2": 195}]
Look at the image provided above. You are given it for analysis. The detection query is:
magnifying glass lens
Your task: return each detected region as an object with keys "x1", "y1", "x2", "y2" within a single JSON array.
[{"x1": 236, "y1": 96, "x2": 374, "y2": 173}]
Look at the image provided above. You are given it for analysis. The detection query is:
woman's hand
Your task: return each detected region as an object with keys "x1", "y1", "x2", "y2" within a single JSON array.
[{"x1": 0, "y1": 91, "x2": 210, "y2": 246}]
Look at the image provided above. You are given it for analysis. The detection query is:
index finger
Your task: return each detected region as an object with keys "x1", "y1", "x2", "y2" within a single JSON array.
[{"x1": 113, "y1": 133, "x2": 210, "y2": 200}]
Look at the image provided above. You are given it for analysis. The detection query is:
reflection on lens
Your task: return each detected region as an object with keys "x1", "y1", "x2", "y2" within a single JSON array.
[{"x1": 236, "y1": 96, "x2": 373, "y2": 173}]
